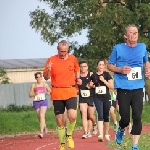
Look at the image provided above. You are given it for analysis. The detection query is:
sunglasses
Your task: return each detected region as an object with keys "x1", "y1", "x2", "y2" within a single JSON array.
[{"x1": 36, "y1": 76, "x2": 42, "y2": 79}]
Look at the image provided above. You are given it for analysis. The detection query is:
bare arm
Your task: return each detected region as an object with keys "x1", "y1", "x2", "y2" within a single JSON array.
[
  {"x1": 75, "y1": 71, "x2": 80, "y2": 80},
  {"x1": 107, "y1": 63, "x2": 131, "y2": 74},
  {"x1": 99, "y1": 76, "x2": 114, "y2": 90},
  {"x1": 29, "y1": 84, "x2": 35, "y2": 98},
  {"x1": 104, "y1": 79, "x2": 114, "y2": 90},
  {"x1": 43, "y1": 70, "x2": 51, "y2": 81},
  {"x1": 107, "y1": 64, "x2": 122, "y2": 73},
  {"x1": 45, "y1": 83, "x2": 51, "y2": 95}
]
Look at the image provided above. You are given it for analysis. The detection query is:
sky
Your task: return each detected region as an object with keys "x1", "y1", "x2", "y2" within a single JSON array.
[{"x1": 0, "y1": 0, "x2": 88, "y2": 60}]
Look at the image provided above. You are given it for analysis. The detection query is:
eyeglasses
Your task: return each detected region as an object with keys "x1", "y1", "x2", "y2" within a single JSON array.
[
  {"x1": 80, "y1": 66, "x2": 88, "y2": 68},
  {"x1": 36, "y1": 76, "x2": 42, "y2": 79}
]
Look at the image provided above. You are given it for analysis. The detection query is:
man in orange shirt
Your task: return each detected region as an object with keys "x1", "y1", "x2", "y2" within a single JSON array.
[{"x1": 43, "y1": 40, "x2": 81, "y2": 150}]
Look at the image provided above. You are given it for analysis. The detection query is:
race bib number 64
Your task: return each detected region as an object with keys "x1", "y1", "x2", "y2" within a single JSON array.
[{"x1": 127, "y1": 67, "x2": 142, "y2": 80}]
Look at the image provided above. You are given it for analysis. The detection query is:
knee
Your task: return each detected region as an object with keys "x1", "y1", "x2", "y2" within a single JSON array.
[
  {"x1": 69, "y1": 114, "x2": 77, "y2": 122},
  {"x1": 97, "y1": 114, "x2": 103, "y2": 121},
  {"x1": 56, "y1": 117, "x2": 63, "y2": 127},
  {"x1": 104, "y1": 115, "x2": 110, "y2": 122},
  {"x1": 120, "y1": 117, "x2": 130, "y2": 127}
]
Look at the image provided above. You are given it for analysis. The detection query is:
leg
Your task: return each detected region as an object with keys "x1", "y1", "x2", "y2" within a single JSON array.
[
  {"x1": 63, "y1": 107, "x2": 68, "y2": 131},
  {"x1": 93, "y1": 98, "x2": 104, "y2": 141},
  {"x1": 118, "y1": 89, "x2": 131, "y2": 130},
  {"x1": 39, "y1": 106, "x2": 47, "y2": 133},
  {"x1": 79, "y1": 103, "x2": 88, "y2": 134},
  {"x1": 87, "y1": 105, "x2": 97, "y2": 135},
  {"x1": 53, "y1": 100, "x2": 66, "y2": 146},
  {"x1": 66, "y1": 97, "x2": 77, "y2": 148},
  {"x1": 131, "y1": 89, "x2": 143, "y2": 148},
  {"x1": 115, "y1": 89, "x2": 131, "y2": 145},
  {"x1": 110, "y1": 101, "x2": 118, "y2": 132},
  {"x1": 103, "y1": 99, "x2": 111, "y2": 141},
  {"x1": 34, "y1": 100, "x2": 48, "y2": 138}
]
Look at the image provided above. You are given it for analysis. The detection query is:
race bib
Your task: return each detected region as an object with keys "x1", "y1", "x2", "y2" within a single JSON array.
[
  {"x1": 127, "y1": 67, "x2": 142, "y2": 80},
  {"x1": 95, "y1": 86, "x2": 106, "y2": 94},
  {"x1": 34, "y1": 93, "x2": 46, "y2": 101},
  {"x1": 80, "y1": 90, "x2": 90, "y2": 97}
]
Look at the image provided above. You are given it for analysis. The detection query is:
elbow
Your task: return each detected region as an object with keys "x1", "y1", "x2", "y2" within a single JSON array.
[
  {"x1": 107, "y1": 64, "x2": 112, "y2": 71},
  {"x1": 29, "y1": 93, "x2": 33, "y2": 98}
]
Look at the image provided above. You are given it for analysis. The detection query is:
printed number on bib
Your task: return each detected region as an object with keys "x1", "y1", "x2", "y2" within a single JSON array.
[
  {"x1": 95, "y1": 86, "x2": 106, "y2": 94},
  {"x1": 34, "y1": 93, "x2": 45, "y2": 101},
  {"x1": 127, "y1": 67, "x2": 142, "y2": 80},
  {"x1": 80, "y1": 90, "x2": 90, "y2": 97}
]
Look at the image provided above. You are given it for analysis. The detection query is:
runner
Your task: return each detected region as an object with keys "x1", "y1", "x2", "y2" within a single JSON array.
[
  {"x1": 43, "y1": 40, "x2": 81, "y2": 150},
  {"x1": 90, "y1": 60, "x2": 114, "y2": 142},
  {"x1": 29, "y1": 72, "x2": 51, "y2": 138},
  {"x1": 78, "y1": 60, "x2": 97, "y2": 139},
  {"x1": 108, "y1": 24, "x2": 150, "y2": 150}
]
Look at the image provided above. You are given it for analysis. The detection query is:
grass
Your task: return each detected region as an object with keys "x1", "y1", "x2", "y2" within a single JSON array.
[
  {"x1": 107, "y1": 102, "x2": 150, "y2": 150},
  {"x1": 1, "y1": 102, "x2": 150, "y2": 137},
  {"x1": 107, "y1": 133, "x2": 150, "y2": 150},
  {"x1": 0, "y1": 104, "x2": 82, "y2": 135}
]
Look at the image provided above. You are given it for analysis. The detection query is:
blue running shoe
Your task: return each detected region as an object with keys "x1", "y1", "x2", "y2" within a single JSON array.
[
  {"x1": 115, "y1": 127, "x2": 125, "y2": 145},
  {"x1": 131, "y1": 145, "x2": 139, "y2": 150}
]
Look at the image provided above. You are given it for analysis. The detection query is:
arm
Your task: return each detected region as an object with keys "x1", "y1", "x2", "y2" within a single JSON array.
[
  {"x1": 103, "y1": 79, "x2": 114, "y2": 90},
  {"x1": 86, "y1": 72, "x2": 94, "y2": 89},
  {"x1": 29, "y1": 84, "x2": 35, "y2": 98},
  {"x1": 74, "y1": 56, "x2": 82, "y2": 85},
  {"x1": 43, "y1": 58, "x2": 52, "y2": 81},
  {"x1": 107, "y1": 64, "x2": 122, "y2": 73},
  {"x1": 45, "y1": 83, "x2": 51, "y2": 95}
]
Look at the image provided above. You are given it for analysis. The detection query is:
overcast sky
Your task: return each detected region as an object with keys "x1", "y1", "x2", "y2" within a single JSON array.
[{"x1": 0, "y1": 0, "x2": 88, "y2": 60}]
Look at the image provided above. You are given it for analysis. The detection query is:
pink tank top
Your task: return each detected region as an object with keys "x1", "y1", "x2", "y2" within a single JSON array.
[{"x1": 34, "y1": 83, "x2": 46, "y2": 101}]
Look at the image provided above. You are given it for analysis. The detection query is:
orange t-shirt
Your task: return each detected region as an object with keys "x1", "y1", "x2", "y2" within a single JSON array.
[{"x1": 43, "y1": 54, "x2": 80, "y2": 100}]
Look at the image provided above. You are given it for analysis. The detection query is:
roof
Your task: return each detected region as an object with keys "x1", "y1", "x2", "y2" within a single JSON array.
[{"x1": 0, "y1": 58, "x2": 47, "y2": 69}]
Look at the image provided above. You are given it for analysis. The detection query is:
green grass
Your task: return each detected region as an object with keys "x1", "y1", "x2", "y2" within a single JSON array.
[
  {"x1": 0, "y1": 105, "x2": 82, "y2": 135},
  {"x1": 107, "y1": 133, "x2": 150, "y2": 150},
  {"x1": 106, "y1": 102, "x2": 150, "y2": 150},
  {"x1": 0, "y1": 102, "x2": 150, "y2": 137}
]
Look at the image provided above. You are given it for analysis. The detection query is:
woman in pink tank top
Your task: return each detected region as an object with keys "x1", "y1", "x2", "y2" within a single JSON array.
[{"x1": 29, "y1": 72, "x2": 51, "y2": 139}]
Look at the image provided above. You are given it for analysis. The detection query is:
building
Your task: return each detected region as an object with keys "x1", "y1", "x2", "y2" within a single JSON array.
[
  {"x1": 0, "y1": 58, "x2": 47, "y2": 83},
  {"x1": 0, "y1": 58, "x2": 53, "y2": 108}
]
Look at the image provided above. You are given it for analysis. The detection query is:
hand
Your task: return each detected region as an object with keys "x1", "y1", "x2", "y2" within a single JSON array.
[
  {"x1": 121, "y1": 66, "x2": 131, "y2": 74},
  {"x1": 145, "y1": 67, "x2": 150, "y2": 77},
  {"x1": 46, "y1": 60, "x2": 53, "y2": 71},
  {"x1": 35, "y1": 91, "x2": 40, "y2": 96},
  {"x1": 89, "y1": 80, "x2": 94, "y2": 87},
  {"x1": 86, "y1": 80, "x2": 94, "y2": 88},
  {"x1": 76, "y1": 78, "x2": 82, "y2": 85},
  {"x1": 114, "y1": 90, "x2": 117, "y2": 95},
  {"x1": 99, "y1": 75, "x2": 105, "y2": 82}
]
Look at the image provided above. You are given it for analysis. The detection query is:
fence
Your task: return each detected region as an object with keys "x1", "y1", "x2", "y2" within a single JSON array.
[
  {"x1": 0, "y1": 83, "x2": 148, "y2": 108},
  {"x1": 0, "y1": 82, "x2": 52, "y2": 108}
]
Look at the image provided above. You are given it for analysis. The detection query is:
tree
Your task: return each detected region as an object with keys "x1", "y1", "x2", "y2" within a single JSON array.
[
  {"x1": 30, "y1": 0, "x2": 150, "y2": 99},
  {"x1": 30, "y1": 0, "x2": 150, "y2": 59},
  {"x1": 0, "y1": 68, "x2": 10, "y2": 84}
]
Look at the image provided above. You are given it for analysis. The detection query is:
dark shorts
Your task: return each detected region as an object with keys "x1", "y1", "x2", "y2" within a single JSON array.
[
  {"x1": 53, "y1": 97, "x2": 77, "y2": 115},
  {"x1": 110, "y1": 100, "x2": 116, "y2": 108},
  {"x1": 33, "y1": 99, "x2": 48, "y2": 110},
  {"x1": 79, "y1": 97, "x2": 94, "y2": 107}
]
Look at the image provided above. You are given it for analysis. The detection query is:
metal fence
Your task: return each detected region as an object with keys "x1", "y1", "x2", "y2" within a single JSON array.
[
  {"x1": 0, "y1": 83, "x2": 148, "y2": 108},
  {"x1": 0, "y1": 82, "x2": 52, "y2": 108}
]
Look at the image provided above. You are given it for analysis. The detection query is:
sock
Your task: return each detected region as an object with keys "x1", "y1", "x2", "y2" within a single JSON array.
[
  {"x1": 114, "y1": 121, "x2": 117, "y2": 125},
  {"x1": 67, "y1": 121, "x2": 76, "y2": 136},
  {"x1": 56, "y1": 126, "x2": 65, "y2": 144}
]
